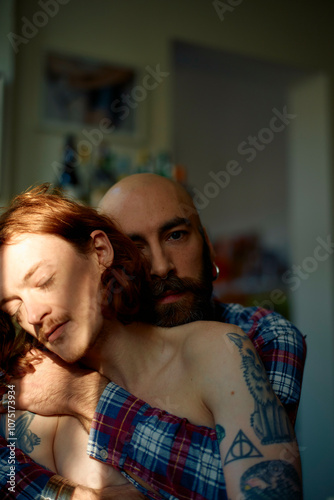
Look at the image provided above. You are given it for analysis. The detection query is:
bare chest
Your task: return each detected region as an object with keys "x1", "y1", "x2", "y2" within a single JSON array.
[{"x1": 127, "y1": 360, "x2": 215, "y2": 429}]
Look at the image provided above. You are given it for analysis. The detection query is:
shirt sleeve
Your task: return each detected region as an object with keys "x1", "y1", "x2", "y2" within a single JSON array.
[
  {"x1": 0, "y1": 436, "x2": 74, "y2": 500},
  {"x1": 87, "y1": 382, "x2": 226, "y2": 500},
  {"x1": 217, "y1": 302, "x2": 307, "y2": 425}
]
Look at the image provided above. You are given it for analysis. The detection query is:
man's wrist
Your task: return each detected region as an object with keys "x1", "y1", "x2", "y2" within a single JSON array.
[
  {"x1": 41, "y1": 474, "x2": 76, "y2": 499},
  {"x1": 72, "y1": 484, "x2": 146, "y2": 500},
  {"x1": 71, "y1": 485, "x2": 99, "y2": 500},
  {"x1": 41, "y1": 474, "x2": 109, "y2": 500},
  {"x1": 70, "y1": 371, "x2": 109, "y2": 432}
]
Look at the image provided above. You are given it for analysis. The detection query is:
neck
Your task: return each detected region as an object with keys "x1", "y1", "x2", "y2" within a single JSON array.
[{"x1": 81, "y1": 318, "x2": 166, "y2": 390}]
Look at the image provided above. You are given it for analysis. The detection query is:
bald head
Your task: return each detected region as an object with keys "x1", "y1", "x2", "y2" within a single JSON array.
[
  {"x1": 99, "y1": 173, "x2": 201, "y2": 228},
  {"x1": 98, "y1": 173, "x2": 215, "y2": 326}
]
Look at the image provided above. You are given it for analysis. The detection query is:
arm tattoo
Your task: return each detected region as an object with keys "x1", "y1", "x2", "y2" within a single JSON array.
[
  {"x1": 227, "y1": 332, "x2": 294, "y2": 445},
  {"x1": 224, "y1": 430, "x2": 263, "y2": 465},
  {"x1": 240, "y1": 460, "x2": 302, "y2": 499},
  {"x1": 15, "y1": 412, "x2": 41, "y2": 453},
  {"x1": 215, "y1": 424, "x2": 226, "y2": 445}
]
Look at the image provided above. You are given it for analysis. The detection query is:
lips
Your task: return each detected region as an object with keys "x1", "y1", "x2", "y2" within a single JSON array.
[
  {"x1": 151, "y1": 275, "x2": 200, "y2": 302},
  {"x1": 45, "y1": 322, "x2": 68, "y2": 344},
  {"x1": 156, "y1": 290, "x2": 186, "y2": 304}
]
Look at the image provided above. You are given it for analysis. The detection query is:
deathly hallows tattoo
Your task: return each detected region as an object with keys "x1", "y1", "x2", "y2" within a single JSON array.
[
  {"x1": 227, "y1": 333, "x2": 294, "y2": 445},
  {"x1": 224, "y1": 429, "x2": 263, "y2": 465}
]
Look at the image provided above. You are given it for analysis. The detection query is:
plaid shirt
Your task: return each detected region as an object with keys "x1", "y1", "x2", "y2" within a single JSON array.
[
  {"x1": 0, "y1": 436, "x2": 74, "y2": 499},
  {"x1": 88, "y1": 383, "x2": 226, "y2": 500},
  {"x1": 0, "y1": 302, "x2": 306, "y2": 498}
]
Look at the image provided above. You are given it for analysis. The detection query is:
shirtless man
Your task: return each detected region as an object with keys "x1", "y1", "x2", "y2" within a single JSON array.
[{"x1": 99, "y1": 173, "x2": 306, "y2": 424}]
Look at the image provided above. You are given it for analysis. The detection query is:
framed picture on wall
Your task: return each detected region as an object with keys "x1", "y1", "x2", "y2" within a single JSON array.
[{"x1": 41, "y1": 52, "x2": 147, "y2": 144}]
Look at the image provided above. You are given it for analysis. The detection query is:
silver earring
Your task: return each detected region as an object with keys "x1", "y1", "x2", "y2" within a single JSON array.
[{"x1": 212, "y1": 262, "x2": 220, "y2": 281}]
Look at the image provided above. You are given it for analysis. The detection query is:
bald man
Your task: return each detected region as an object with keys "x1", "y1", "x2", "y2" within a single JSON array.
[
  {"x1": 99, "y1": 173, "x2": 306, "y2": 424},
  {"x1": 99, "y1": 174, "x2": 215, "y2": 327}
]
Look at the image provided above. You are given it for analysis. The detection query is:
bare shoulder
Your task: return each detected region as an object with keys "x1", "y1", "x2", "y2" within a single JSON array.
[
  {"x1": 180, "y1": 320, "x2": 249, "y2": 364},
  {"x1": 178, "y1": 322, "x2": 260, "y2": 412}
]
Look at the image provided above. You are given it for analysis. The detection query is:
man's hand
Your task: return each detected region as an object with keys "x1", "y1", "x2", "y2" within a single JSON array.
[
  {"x1": 0, "y1": 350, "x2": 109, "y2": 431},
  {"x1": 72, "y1": 483, "x2": 147, "y2": 500}
]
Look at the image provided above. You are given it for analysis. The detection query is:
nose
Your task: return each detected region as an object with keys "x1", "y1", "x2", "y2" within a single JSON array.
[
  {"x1": 25, "y1": 300, "x2": 51, "y2": 326},
  {"x1": 150, "y1": 244, "x2": 175, "y2": 279}
]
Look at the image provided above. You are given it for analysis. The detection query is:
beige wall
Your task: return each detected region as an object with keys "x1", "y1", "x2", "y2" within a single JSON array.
[
  {"x1": 0, "y1": 0, "x2": 16, "y2": 203},
  {"x1": 7, "y1": 0, "x2": 334, "y2": 194}
]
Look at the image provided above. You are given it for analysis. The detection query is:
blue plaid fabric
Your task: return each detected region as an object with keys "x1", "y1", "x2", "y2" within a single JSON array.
[
  {"x1": 0, "y1": 436, "x2": 74, "y2": 499},
  {"x1": 88, "y1": 382, "x2": 226, "y2": 500}
]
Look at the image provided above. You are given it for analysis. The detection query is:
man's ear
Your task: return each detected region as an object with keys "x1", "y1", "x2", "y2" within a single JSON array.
[
  {"x1": 203, "y1": 227, "x2": 216, "y2": 261},
  {"x1": 90, "y1": 230, "x2": 114, "y2": 269}
]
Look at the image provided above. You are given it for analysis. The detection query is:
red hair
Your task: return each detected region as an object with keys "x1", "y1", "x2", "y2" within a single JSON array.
[
  {"x1": 0, "y1": 311, "x2": 43, "y2": 389},
  {"x1": 0, "y1": 183, "x2": 152, "y2": 325}
]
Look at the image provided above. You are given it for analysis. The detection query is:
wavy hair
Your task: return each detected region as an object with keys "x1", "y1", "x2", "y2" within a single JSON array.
[
  {"x1": 0, "y1": 183, "x2": 152, "y2": 325},
  {"x1": 0, "y1": 311, "x2": 43, "y2": 389}
]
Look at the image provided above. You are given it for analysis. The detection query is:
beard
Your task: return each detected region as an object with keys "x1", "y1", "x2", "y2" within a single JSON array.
[{"x1": 149, "y1": 243, "x2": 215, "y2": 327}]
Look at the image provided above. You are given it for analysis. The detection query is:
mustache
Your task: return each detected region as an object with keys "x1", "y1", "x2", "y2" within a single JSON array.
[
  {"x1": 150, "y1": 274, "x2": 207, "y2": 298},
  {"x1": 38, "y1": 316, "x2": 70, "y2": 341}
]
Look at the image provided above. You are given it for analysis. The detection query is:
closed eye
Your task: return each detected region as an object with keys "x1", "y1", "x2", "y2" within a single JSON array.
[
  {"x1": 37, "y1": 275, "x2": 54, "y2": 290},
  {"x1": 4, "y1": 302, "x2": 22, "y2": 322}
]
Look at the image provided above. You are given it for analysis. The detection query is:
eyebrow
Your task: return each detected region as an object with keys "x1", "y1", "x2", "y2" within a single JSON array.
[
  {"x1": 128, "y1": 217, "x2": 191, "y2": 242},
  {"x1": 0, "y1": 261, "x2": 47, "y2": 309},
  {"x1": 23, "y1": 261, "x2": 46, "y2": 284}
]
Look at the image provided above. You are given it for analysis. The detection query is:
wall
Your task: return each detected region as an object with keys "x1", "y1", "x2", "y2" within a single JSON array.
[
  {"x1": 8, "y1": 0, "x2": 334, "y2": 196},
  {"x1": 288, "y1": 75, "x2": 334, "y2": 498},
  {"x1": 0, "y1": 0, "x2": 16, "y2": 203},
  {"x1": 173, "y1": 42, "x2": 298, "y2": 251}
]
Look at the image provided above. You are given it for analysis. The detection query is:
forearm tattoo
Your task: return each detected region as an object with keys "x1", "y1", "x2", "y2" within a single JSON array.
[{"x1": 240, "y1": 460, "x2": 302, "y2": 499}]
